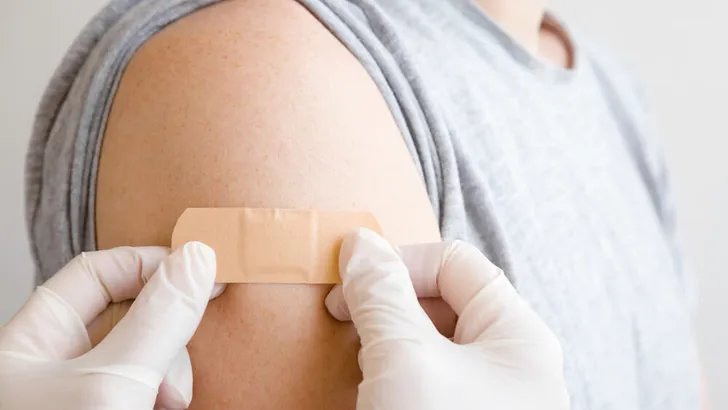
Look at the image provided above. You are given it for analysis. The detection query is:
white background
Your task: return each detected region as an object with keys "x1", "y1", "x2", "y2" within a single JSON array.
[{"x1": 1, "y1": 1, "x2": 725, "y2": 407}]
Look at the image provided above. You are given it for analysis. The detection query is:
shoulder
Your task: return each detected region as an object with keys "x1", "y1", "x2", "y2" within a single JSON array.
[
  {"x1": 125, "y1": 0, "x2": 356, "y2": 80},
  {"x1": 114, "y1": 0, "x2": 369, "y2": 117},
  {"x1": 96, "y1": 0, "x2": 440, "y2": 248}
]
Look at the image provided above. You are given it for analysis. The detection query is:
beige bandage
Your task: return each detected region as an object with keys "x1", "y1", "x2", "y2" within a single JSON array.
[{"x1": 171, "y1": 208, "x2": 382, "y2": 284}]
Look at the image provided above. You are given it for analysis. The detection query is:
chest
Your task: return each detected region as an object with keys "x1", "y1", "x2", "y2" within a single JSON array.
[
  {"x1": 388, "y1": 18, "x2": 699, "y2": 409},
  {"x1": 442, "y1": 69, "x2": 684, "y2": 316},
  {"x1": 429, "y1": 67, "x2": 699, "y2": 408}
]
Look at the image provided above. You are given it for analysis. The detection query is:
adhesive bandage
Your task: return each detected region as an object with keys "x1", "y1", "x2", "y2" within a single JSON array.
[{"x1": 171, "y1": 207, "x2": 382, "y2": 284}]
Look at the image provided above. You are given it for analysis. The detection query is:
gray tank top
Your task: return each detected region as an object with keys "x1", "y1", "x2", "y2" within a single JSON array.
[{"x1": 25, "y1": 0, "x2": 701, "y2": 408}]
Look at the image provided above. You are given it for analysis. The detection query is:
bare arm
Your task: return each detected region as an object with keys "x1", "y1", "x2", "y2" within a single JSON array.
[{"x1": 96, "y1": 0, "x2": 443, "y2": 408}]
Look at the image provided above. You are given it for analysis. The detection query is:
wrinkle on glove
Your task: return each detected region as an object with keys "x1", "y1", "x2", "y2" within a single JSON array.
[
  {"x1": 326, "y1": 229, "x2": 570, "y2": 410},
  {"x1": 0, "y1": 242, "x2": 221, "y2": 410}
]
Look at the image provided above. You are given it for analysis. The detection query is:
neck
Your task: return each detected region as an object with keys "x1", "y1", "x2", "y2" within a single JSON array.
[{"x1": 475, "y1": 0, "x2": 547, "y2": 53}]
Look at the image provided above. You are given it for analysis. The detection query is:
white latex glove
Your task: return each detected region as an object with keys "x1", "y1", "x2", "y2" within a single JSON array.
[
  {"x1": 325, "y1": 229, "x2": 570, "y2": 410},
  {"x1": 0, "y1": 242, "x2": 223, "y2": 410}
]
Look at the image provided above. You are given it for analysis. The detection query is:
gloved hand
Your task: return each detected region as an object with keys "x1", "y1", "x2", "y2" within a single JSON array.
[
  {"x1": 0, "y1": 242, "x2": 222, "y2": 410},
  {"x1": 325, "y1": 229, "x2": 570, "y2": 410}
]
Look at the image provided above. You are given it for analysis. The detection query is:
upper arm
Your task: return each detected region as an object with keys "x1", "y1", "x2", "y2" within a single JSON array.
[
  {"x1": 96, "y1": 0, "x2": 440, "y2": 408},
  {"x1": 96, "y1": 0, "x2": 438, "y2": 247}
]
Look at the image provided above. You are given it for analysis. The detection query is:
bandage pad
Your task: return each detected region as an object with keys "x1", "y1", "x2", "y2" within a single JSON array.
[{"x1": 171, "y1": 208, "x2": 382, "y2": 284}]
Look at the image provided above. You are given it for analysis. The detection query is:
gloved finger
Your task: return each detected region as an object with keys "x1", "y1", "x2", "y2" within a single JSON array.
[
  {"x1": 0, "y1": 286, "x2": 93, "y2": 360},
  {"x1": 81, "y1": 242, "x2": 216, "y2": 388},
  {"x1": 398, "y1": 242, "x2": 451, "y2": 298},
  {"x1": 210, "y1": 282, "x2": 228, "y2": 300},
  {"x1": 331, "y1": 229, "x2": 438, "y2": 348},
  {"x1": 326, "y1": 287, "x2": 457, "y2": 337},
  {"x1": 328, "y1": 239, "x2": 516, "y2": 345},
  {"x1": 155, "y1": 348, "x2": 194, "y2": 410},
  {"x1": 455, "y1": 271, "x2": 562, "y2": 353},
  {"x1": 324, "y1": 286, "x2": 347, "y2": 320},
  {"x1": 325, "y1": 241, "x2": 448, "y2": 320},
  {"x1": 44, "y1": 246, "x2": 170, "y2": 326},
  {"x1": 0, "y1": 247, "x2": 169, "y2": 360},
  {"x1": 326, "y1": 241, "x2": 456, "y2": 333},
  {"x1": 88, "y1": 303, "x2": 195, "y2": 409},
  {"x1": 436, "y1": 241, "x2": 551, "y2": 346},
  {"x1": 437, "y1": 241, "x2": 504, "y2": 315},
  {"x1": 86, "y1": 284, "x2": 227, "y2": 349},
  {"x1": 86, "y1": 294, "x2": 226, "y2": 409}
]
